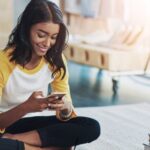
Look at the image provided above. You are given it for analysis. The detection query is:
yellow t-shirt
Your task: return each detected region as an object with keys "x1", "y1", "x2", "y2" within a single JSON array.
[{"x1": 0, "y1": 49, "x2": 76, "y2": 133}]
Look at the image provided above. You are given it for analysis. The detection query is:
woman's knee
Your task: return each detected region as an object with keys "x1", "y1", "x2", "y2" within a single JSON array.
[
  {"x1": 75, "y1": 117, "x2": 101, "y2": 142},
  {"x1": 86, "y1": 118, "x2": 101, "y2": 141}
]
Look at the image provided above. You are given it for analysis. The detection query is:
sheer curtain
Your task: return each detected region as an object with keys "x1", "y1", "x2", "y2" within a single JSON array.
[
  {"x1": 100, "y1": 0, "x2": 150, "y2": 25},
  {"x1": 100, "y1": 0, "x2": 124, "y2": 19},
  {"x1": 64, "y1": 0, "x2": 101, "y2": 17}
]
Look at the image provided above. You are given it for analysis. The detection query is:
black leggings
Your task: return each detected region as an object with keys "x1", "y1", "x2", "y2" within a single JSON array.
[{"x1": 1, "y1": 116, "x2": 100, "y2": 149}]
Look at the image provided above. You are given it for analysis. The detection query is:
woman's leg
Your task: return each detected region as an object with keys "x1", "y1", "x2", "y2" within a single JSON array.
[
  {"x1": 24, "y1": 143, "x2": 72, "y2": 150},
  {"x1": 0, "y1": 138, "x2": 24, "y2": 150},
  {"x1": 37, "y1": 116, "x2": 100, "y2": 147},
  {"x1": 3, "y1": 116, "x2": 73, "y2": 150},
  {"x1": 2, "y1": 134, "x2": 72, "y2": 150},
  {"x1": 4, "y1": 116, "x2": 100, "y2": 148},
  {"x1": 2, "y1": 130, "x2": 42, "y2": 146}
]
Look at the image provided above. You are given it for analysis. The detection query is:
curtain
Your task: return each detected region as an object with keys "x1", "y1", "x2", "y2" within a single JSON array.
[
  {"x1": 64, "y1": 0, "x2": 101, "y2": 17},
  {"x1": 100, "y1": 0, "x2": 150, "y2": 25}
]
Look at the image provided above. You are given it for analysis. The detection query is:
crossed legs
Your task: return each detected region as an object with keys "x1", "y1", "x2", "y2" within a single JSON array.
[
  {"x1": 2, "y1": 131, "x2": 72, "y2": 150},
  {"x1": 2, "y1": 116, "x2": 100, "y2": 150}
]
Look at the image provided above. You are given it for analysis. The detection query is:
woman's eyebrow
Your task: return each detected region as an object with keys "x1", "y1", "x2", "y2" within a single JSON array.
[
  {"x1": 38, "y1": 29, "x2": 48, "y2": 34},
  {"x1": 38, "y1": 29, "x2": 58, "y2": 36}
]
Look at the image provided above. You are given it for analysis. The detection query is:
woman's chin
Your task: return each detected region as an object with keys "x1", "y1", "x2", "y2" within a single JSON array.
[{"x1": 36, "y1": 50, "x2": 47, "y2": 56}]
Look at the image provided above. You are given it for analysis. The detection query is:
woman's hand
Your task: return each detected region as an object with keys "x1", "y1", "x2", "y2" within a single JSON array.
[
  {"x1": 22, "y1": 91, "x2": 49, "y2": 113},
  {"x1": 48, "y1": 96, "x2": 73, "y2": 119},
  {"x1": 48, "y1": 95, "x2": 72, "y2": 111}
]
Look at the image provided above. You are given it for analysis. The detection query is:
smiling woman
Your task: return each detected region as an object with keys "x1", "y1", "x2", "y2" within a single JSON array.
[
  {"x1": 0, "y1": 0, "x2": 100, "y2": 150},
  {"x1": 28, "y1": 22, "x2": 60, "y2": 69},
  {"x1": 30, "y1": 22, "x2": 60, "y2": 55}
]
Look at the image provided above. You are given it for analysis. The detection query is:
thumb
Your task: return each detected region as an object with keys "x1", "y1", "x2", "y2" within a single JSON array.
[{"x1": 36, "y1": 91, "x2": 44, "y2": 98}]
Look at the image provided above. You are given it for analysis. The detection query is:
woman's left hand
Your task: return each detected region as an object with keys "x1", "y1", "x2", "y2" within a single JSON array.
[{"x1": 47, "y1": 96, "x2": 72, "y2": 112}]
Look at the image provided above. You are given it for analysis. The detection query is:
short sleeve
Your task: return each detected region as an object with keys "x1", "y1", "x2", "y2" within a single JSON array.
[
  {"x1": 0, "y1": 68, "x2": 5, "y2": 133},
  {"x1": 0, "y1": 50, "x2": 15, "y2": 102},
  {"x1": 51, "y1": 54, "x2": 72, "y2": 101},
  {"x1": 50, "y1": 54, "x2": 77, "y2": 120},
  {"x1": 0, "y1": 72, "x2": 4, "y2": 97}
]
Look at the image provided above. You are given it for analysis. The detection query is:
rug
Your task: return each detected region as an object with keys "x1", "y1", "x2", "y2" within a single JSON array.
[{"x1": 76, "y1": 103, "x2": 150, "y2": 150}]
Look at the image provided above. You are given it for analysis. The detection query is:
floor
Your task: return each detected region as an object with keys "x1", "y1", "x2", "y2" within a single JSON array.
[
  {"x1": 76, "y1": 103, "x2": 150, "y2": 150},
  {"x1": 68, "y1": 61, "x2": 150, "y2": 107}
]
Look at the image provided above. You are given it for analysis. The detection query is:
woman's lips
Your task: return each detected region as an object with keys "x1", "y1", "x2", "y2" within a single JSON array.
[{"x1": 38, "y1": 46, "x2": 48, "y2": 52}]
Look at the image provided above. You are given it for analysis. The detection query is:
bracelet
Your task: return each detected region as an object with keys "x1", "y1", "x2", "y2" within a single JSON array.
[{"x1": 60, "y1": 108, "x2": 73, "y2": 120}]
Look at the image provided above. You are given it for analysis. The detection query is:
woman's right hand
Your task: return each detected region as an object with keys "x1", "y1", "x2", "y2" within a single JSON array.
[{"x1": 22, "y1": 91, "x2": 49, "y2": 113}]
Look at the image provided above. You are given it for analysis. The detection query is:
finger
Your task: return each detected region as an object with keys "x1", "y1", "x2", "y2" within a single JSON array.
[
  {"x1": 36, "y1": 95, "x2": 44, "y2": 99},
  {"x1": 34, "y1": 91, "x2": 44, "y2": 98},
  {"x1": 53, "y1": 103, "x2": 64, "y2": 108},
  {"x1": 62, "y1": 96, "x2": 67, "y2": 102},
  {"x1": 62, "y1": 95, "x2": 66, "y2": 99},
  {"x1": 55, "y1": 100, "x2": 64, "y2": 104},
  {"x1": 48, "y1": 105, "x2": 55, "y2": 110},
  {"x1": 37, "y1": 91, "x2": 44, "y2": 97},
  {"x1": 48, "y1": 103, "x2": 63, "y2": 110},
  {"x1": 39, "y1": 92, "x2": 44, "y2": 97},
  {"x1": 48, "y1": 104, "x2": 56, "y2": 110},
  {"x1": 49, "y1": 99, "x2": 64, "y2": 104},
  {"x1": 48, "y1": 96, "x2": 59, "y2": 103}
]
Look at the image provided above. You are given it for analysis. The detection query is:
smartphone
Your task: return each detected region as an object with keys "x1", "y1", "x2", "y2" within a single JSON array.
[{"x1": 46, "y1": 93, "x2": 66, "y2": 103}]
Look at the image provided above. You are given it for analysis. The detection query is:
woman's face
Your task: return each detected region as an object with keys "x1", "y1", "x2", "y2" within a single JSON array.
[{"x1": 30, "y1": 22, "x2": 60, "y2": 57}]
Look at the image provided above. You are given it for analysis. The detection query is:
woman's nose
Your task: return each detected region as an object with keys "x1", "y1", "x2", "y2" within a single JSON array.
[{"x1": 43, "y1": 37, "x2": 51, "y2": 48}]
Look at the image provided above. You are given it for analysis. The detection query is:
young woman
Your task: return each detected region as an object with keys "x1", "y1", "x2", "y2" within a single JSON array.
[{"x1": 0, "y1": 0, "x2": 100, "y2": 150}]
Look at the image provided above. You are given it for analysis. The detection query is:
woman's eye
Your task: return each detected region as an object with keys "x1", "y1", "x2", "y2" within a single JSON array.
[
  {"x1": 51, "y1": 36, "x2": 57, "y2": 40},
  {"x1": 37, "y1": 33, "x2": 46, "y2": 38}
]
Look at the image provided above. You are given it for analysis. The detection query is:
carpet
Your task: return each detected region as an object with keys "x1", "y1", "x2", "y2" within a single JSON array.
[{"x1": 76, "y1": 103, "x2": 150, "y2": 150}]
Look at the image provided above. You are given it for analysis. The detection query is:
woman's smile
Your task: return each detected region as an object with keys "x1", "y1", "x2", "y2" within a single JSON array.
[{"x1": 36, "y1": 44, "x2": 49, "y2": 53}]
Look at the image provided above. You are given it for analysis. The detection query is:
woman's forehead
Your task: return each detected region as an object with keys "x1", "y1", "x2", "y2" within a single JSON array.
[{"x1": 31, "y1": 22, "x2": 60, "y2": 34}]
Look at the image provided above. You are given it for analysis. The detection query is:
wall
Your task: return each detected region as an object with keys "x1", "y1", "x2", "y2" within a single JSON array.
[
  {"x1": 0, "y1": 0, "x2": 60, "y2": 49},
  {"x1": 0, "y1": 0, "x2": 13, "y2": 49}
]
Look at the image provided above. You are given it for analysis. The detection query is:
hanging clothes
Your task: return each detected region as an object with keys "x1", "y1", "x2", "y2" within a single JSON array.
[
  {"x1": 64, "y1": 0, "x2": 81, "y2": 14},
  {"x1": 81, "y1": 0, "x2": 101, "y2": 17},
  {"x1": 64, "y1": 0, "x2": 101, "y2": 18}
]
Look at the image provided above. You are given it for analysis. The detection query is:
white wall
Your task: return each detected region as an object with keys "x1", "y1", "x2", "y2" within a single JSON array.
[
  {"x1": 13, "y1": 0, "x2": 30, "y2": 26},
  {"x1": 13, "y1": 0, "x2": 60, "y2": 26}
]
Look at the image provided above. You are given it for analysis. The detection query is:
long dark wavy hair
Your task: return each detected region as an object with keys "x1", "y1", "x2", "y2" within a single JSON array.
[{"x1": 5, "y1": 0, "x2": 68, "y2": 79}]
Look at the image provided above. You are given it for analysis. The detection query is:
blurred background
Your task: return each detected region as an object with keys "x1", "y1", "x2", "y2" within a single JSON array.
[{"x1": 0, "y1": 0, "x2": 150, "y2": 108}]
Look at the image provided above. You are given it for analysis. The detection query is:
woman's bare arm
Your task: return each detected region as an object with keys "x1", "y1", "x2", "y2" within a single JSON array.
[
  {"x1": 0, "y1": 91, "x2": 49, "y2": 129},
  {"x1": 0, "y1": 103, "x2": 28, "y2": 129}
]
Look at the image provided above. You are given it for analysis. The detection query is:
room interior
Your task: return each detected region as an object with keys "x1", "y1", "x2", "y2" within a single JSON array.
[{"x1": 0, "y1": 0, "x2": 150, "y2": 150}]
